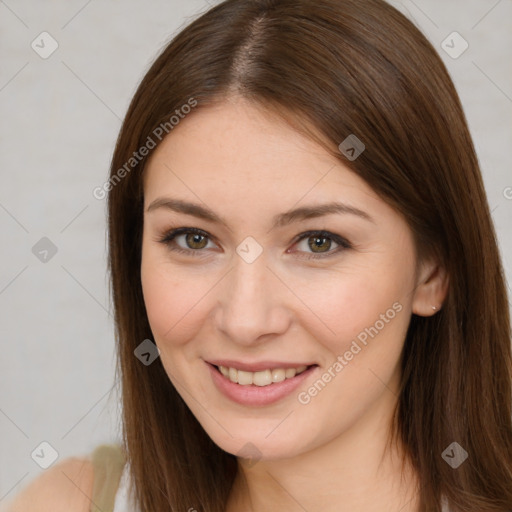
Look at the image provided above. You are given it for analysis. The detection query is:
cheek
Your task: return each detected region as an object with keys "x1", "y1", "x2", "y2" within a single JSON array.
[
  {"x1": 140, "y1": 247, "x2": 221, "y2": 352},
  {"x1": 289, "y1": 258, "x2": 411, "y2": 356},
  {"x1": 141, "y1": 232, "x2": 415, "y2": 360}
]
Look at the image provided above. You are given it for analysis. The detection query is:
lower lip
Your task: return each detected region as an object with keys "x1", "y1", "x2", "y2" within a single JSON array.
[{"x1": 206, "y1": 362, "x2": 318, "y2": 407}]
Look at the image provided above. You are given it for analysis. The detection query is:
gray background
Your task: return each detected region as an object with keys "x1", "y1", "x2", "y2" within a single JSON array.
[{"x1": 1, "y1": 0, "x2": 511, "y2": 502}]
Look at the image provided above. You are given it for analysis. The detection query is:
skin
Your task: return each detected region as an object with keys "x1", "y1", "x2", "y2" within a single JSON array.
[
  {"x1": 140, "y1": 96, "x2": 448, "y2": 512},
  {"x1": 4, "y1": 457, "x2": 94, "y2": 512},
  {"x1": 4, "y1": 98, "x2": 449, "y2": 512}
]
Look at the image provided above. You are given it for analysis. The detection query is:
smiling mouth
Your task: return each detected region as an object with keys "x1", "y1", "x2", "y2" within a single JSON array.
[{"x1": 212, "y1": 363, "x2": 318, "y2": 387}]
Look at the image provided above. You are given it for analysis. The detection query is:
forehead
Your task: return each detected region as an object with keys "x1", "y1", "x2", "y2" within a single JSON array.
[{"x1": 143, "y1": 99, "x2": 379, "y2": 206}]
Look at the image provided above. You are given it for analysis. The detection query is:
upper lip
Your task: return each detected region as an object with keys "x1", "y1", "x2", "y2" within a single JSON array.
[{"x1": 206, "y1": 359, "x2": 317, "y2": 372}]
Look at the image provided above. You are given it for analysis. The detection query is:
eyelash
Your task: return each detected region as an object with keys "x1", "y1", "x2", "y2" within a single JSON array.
[{"x1": 157, "y1": 227, "x2": 352, "y2": 260}]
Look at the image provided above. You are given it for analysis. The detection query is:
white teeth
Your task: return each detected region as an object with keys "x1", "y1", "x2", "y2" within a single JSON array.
[
  {"x1": 237, "y1": 370, "x2": 253, "y2": 385},
  {"x1": 218, "y1": 364, "x2": 310, "y2": 386},
  {"x1": 253, "y1": 369, "x2": 272, "y2": 386},
  {"x1": 271, "y1": 368, "x2": 286, "y2": 383},
  {"x1": 285, "y1": 368, "x2": 297, "y2": 378}
]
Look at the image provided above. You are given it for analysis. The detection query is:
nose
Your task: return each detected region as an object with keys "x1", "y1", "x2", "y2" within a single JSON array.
[{"x1": 214, "y1": 250, "x2": 292, "y2": 347}]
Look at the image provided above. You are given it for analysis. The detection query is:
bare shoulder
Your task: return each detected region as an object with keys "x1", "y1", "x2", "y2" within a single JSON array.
[{"x1": 3, "y1": 456, "x2": 94, "y2": 512}]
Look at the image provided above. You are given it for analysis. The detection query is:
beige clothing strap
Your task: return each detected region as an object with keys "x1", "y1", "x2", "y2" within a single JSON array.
[{"x1": 89, "y1": 444, "x2": 127, "y2": 512}]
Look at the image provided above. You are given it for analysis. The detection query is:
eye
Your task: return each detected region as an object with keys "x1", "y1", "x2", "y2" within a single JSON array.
[
  {"x1": 290, "y1": 230, "x2": 352, "y2": 260},
  {"x1": 158, "y1": 227, "x2": 217, "y2": 257},
  {"x1": 157, "y1": 227, "x2": 352, "y2": 260}
]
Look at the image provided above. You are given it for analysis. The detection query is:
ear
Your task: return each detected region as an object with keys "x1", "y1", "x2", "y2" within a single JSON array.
[{"x1": 411, "y1": 257, "x2": 449, "y2": 316}]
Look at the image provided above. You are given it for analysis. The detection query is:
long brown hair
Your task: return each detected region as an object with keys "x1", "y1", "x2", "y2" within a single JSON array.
[{"x1": 107, "y1": 0, "x2": 512, "y2": 510}]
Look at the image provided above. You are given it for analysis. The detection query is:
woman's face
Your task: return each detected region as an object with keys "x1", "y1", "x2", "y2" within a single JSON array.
[{"x1": 140, "y1": 97, "x2": 428, "y2": 461}]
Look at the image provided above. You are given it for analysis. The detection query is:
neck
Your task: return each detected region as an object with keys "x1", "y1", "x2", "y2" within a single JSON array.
[{"x1": 226, "y1": 392, "x2": 420, "y2": 512}]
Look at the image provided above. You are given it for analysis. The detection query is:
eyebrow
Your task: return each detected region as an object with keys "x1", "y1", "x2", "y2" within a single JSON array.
[{"x1": 145, "y1": 197, "x2": 375, "y2": 228}]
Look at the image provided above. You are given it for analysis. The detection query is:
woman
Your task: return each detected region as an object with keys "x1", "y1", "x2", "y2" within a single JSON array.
[{"x1": 7, "y1": 0, "x2": 512, "y2": 511}]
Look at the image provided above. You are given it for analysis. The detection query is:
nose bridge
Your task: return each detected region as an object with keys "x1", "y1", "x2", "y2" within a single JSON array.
[{"x1": 215, "y1": 246, "x2": 289, "y2": 345}]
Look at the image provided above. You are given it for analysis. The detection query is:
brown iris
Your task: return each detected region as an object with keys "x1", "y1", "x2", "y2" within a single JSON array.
[
  {"x1": 185, "y1": 233, "x2": 208, "y2": 250},
  {"x1": 308, "y1": 236, "x2": 331, "y2": 253}
]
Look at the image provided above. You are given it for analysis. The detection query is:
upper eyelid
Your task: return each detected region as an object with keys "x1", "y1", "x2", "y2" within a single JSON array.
[{"x1": 165, "y1": 227, "x2": 218, "y2": 244}]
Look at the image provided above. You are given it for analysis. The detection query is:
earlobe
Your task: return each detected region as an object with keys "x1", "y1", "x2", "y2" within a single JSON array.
[{"x1": 411, "y1": 260, "x2": 449, "y2": 317}]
